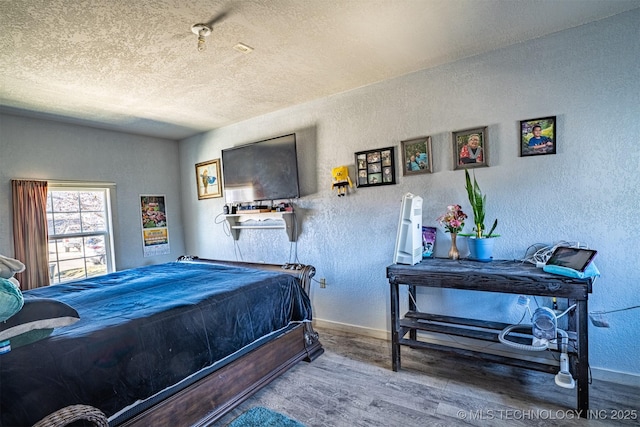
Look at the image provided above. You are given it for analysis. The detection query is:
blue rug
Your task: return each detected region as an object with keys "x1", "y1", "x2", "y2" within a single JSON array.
[{"x1": 228, "y1": 406, "x2": 306, "y2": 427}]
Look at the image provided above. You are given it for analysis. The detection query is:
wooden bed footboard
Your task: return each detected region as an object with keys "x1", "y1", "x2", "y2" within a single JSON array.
[
  {"x1": 120, "y1": 322, "x2": 322, "y2": 427},
  {"x1": 118, "y1": 257, "x2": 323, "y2": 426}
]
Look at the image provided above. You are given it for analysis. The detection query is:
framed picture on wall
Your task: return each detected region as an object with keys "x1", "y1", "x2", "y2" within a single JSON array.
[
  {"x1": 401, "y1": 136, "x2": 433, "y2": 175},
  {"x1": 452, "y1": 126, "x2": 488, "y2": 170},
  {"x1": 355, "y1": 146, "x2": 396, "y2": 187},
  {"x1": 520, "y1": 116, "x2": 556, "y2": 157},
  {"x1": 195, "y1": 159, "x2": 222, "y2": 199}
]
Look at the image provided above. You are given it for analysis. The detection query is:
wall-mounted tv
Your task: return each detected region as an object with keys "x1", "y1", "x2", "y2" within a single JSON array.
[{"x1": 221, "y1": 133, "x2": 300, "y2": 204}]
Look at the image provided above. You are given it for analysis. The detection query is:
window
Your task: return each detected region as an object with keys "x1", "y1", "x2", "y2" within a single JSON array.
[{"x1": 47, "y1": 184, "x2": 114, "y2": 283}]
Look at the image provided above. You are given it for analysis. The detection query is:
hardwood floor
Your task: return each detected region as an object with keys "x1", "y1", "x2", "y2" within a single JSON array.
[{"x1": 214, "y1": 327, "x2": 639, "y2": 426}]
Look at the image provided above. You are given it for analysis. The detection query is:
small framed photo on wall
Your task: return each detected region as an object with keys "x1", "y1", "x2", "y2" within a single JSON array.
[
  {"x1": 195, "y1": 159, "x2": 222, "y2": 199},
  {"x1": 401, "y1": 136, "x2": 433, "y2": 175},
  {"x1": 520, "y1": 116, "x2": 556, "y2": 157},
  {"x1": 453, "y1": 126, "x2": 488, "y2": 170},
  {"x1": 355, "y1": 146, "x2": 396, "y2": 187}
]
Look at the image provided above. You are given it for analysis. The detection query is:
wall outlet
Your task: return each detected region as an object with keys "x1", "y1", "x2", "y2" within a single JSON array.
[
  {"x1": 589, "y1": 312, "x2": 610, "y2": 328},
  {"x1": 320, "y1": 278, "x2": 326, "y2": 288}
]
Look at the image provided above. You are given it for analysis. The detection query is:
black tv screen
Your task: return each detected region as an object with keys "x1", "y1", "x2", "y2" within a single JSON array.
[{"x1": 222, "y1": 133, "x2": 300, "y2": 204}]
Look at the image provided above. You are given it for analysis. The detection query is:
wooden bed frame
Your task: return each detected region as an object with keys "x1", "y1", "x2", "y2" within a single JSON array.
[{"x1": 34, "y1": 257, "x2": 323, "y2": 427}]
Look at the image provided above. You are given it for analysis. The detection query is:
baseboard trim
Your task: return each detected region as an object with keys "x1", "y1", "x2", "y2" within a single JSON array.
[
  {"x1": 313, "y1": 319, "x2": 640, "y2": 387},
  {"x1": 590, "y1": 367, "x2": 640, "y2": 388},
  {"x1": 314, "y1": 319, "x2": 388, "y2": 340}
]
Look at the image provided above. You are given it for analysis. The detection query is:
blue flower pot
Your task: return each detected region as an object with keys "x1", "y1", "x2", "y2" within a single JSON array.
[{"x1": 467, "y1": 237, "x2": 495, "y2": 262}]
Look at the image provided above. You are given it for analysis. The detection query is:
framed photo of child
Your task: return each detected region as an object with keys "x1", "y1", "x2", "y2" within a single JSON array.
[
  {"x1": 520, "y1": 116, "x2": 556, "y2": 157},
  {"x1": 452, "y1": 127, "x2": 488, "y2": 170}
]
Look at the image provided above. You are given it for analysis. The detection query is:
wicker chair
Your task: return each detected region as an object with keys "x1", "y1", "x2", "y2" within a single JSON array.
[{"x1": 32, "y1": 405, "x2": 108, "y2": 427}]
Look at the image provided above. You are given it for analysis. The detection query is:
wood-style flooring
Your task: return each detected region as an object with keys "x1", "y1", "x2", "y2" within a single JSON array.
[{"x1": 214, "y1": 327, "x2": 639, "y2": 427}]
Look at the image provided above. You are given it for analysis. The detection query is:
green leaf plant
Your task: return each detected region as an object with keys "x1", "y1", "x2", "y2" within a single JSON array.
[{"x1": 464, "y1": 169, "x2": 498, "y2": 238}]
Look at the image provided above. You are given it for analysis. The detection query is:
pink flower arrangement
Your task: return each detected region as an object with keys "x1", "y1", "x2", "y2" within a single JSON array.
[{"x1": 437, "y1": 204, "x2": 467, "y2": 234}]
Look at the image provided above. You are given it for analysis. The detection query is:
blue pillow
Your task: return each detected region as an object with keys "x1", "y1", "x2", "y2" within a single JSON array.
[
  {"x1": 0, "y1": 278, "x2": 23, "y2": 322},
  {"x1": 0, "y1": 298, "x2": 79, "y2": 347}
]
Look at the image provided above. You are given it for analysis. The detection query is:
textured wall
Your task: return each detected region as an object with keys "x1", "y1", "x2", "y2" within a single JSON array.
[
  {"x1": 180, "y1": 9, "x2": 640, "y2": 380},
  {"x1": 0, "y1": 115, "x2": 185, "y2": 270}
]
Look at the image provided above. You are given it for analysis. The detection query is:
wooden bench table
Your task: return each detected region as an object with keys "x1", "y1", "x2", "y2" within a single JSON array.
[{"x1": 387, "y1": 258, "x2": 593, "y2": 417}]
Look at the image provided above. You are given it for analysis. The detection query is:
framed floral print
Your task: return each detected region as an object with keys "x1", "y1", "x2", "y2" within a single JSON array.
[{"x1": 195, "y1": 159, "x2": 222, "y2": 199}]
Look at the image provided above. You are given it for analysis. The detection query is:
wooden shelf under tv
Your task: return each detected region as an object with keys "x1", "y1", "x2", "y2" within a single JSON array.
[{"x1": 224, "y1": 212, "x2": 296, "y2": 242}]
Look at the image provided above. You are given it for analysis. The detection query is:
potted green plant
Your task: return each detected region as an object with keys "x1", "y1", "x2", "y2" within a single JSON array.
[{"x1": 464, "y1": 169, "x2": 498, "y2": 260}]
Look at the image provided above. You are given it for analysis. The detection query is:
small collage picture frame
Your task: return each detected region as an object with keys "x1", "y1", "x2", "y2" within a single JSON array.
[{"x1": 355, "y1": 146, "x2": 396, "y2": 187}]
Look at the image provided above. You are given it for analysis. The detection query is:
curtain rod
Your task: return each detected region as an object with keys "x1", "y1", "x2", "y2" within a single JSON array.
[{"x1": 12, "y1": 179, "x2": 116, "y2": 187}]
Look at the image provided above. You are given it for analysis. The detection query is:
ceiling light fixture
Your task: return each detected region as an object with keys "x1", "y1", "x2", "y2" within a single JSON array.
[{"x1": 191, "y1": 24, "x2": 212, "y2": 52}]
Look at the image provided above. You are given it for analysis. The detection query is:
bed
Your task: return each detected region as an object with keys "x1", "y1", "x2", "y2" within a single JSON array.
[{"x1": 0, "y1": 256, "x2": 323, "y2": 426}]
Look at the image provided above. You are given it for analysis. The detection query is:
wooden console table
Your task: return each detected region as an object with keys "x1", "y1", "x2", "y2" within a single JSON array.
[{"x1": 387, "y1": 258, "x2": 593, "y2": 416}]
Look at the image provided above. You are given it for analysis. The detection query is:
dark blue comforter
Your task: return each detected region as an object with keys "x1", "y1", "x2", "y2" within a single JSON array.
[{"x1": 0, "y1": 261, "x2": 312, "y2": 426}]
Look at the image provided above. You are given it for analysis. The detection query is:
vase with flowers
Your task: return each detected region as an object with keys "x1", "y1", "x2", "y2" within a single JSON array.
[
  {"x1": 463, "y1": 169, "x2": 499, "y2": 261},
  {"x1": 437, "y1": 204, "x2": 467, "y2": 260}
]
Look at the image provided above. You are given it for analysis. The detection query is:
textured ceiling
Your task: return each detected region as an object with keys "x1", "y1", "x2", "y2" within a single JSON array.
[{"x1": 1, "y1": 0, "x2": 639, "y2": 140}]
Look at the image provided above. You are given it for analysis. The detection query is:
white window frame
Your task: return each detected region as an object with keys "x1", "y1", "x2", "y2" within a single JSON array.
[{"x1": 47, "y1": 182, "x2": 116, "y2": 283}]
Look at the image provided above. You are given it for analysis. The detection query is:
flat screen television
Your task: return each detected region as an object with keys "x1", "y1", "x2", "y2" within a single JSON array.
[{"x1": 221, "y1": 133, "x2": 300, "y2": 204}]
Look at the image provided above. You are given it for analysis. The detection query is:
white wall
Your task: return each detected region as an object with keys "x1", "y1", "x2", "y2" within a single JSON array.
[
  {"x1": 0, "y1": 114, "x2": 185, "y2": 269},
  {"x1": 180, "y1": 9, "x2": 640, "y2": 381}
]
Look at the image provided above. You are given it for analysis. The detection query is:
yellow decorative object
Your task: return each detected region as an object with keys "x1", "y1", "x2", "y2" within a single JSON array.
[{"x1": 331, "y1": 166, "x2": 353, "y2": 197}]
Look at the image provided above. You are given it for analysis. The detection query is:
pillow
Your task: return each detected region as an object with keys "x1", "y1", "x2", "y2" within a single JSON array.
[
  {"x1": 0, "y1": 277, "x2": 24, "y2": 322},
  {"x1": 0, "y1": 298, "x2": 80, "y2": 345}
]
